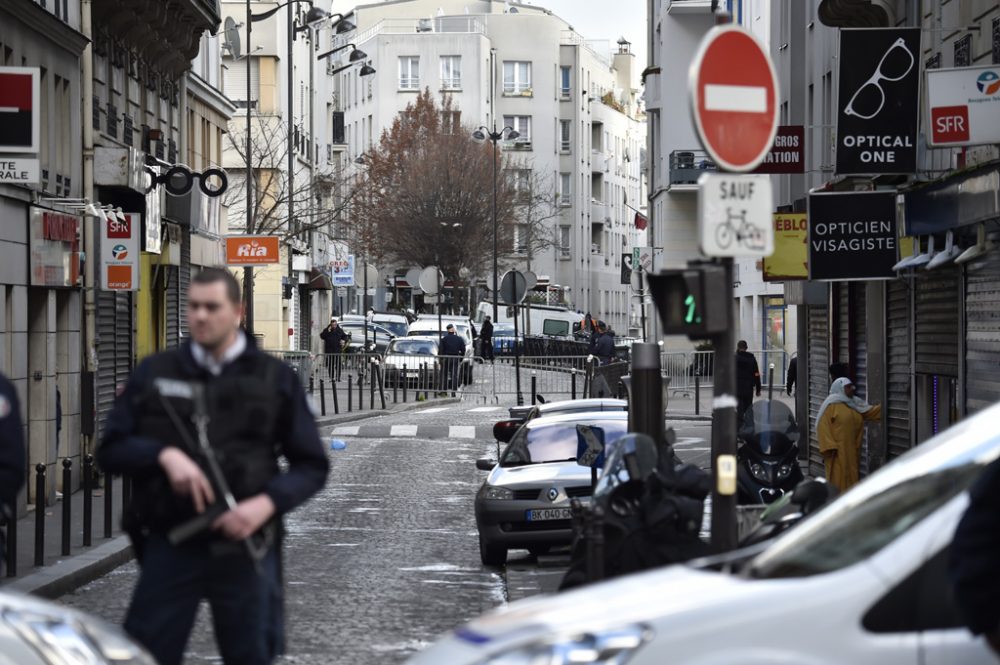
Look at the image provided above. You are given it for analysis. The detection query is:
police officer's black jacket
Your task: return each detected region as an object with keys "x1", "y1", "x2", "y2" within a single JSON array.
[
  {"x1": 0, "y1": 372, "x2": 25, "y2": 521},
  {"x1": 98, "y1": 335, "x2": 329, "y2": 535},
  {"x1": 736, "y1": 351, "x2": 762, "y2": 396},
  {"x1": 440, "y1": 332, "x2": 466, "y2": 356}
]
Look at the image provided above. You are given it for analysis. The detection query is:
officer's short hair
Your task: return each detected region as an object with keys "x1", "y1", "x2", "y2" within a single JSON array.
[
  {"x1": 737, "y1": 340, "x2": 748, "y2": 351},
  {"x1": 193, "y1": 267, "x2": 241, "y2": 304}
]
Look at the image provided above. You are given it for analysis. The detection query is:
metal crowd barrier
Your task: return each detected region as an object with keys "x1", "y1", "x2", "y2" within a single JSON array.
[
  {"x1": 659, "y1": 349, "x2": 790, "y2": 396},
  {"x1": 488, "y1": 355, "x2": 590, "y2": 402}
]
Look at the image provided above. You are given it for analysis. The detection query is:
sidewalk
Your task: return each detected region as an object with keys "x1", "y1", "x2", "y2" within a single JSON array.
[{"x1": 2, "y1": 476, "x2": 132, "y2": 599}]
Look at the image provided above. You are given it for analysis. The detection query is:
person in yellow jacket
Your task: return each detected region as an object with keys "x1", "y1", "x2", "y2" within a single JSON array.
[{"x1": 816, "y1": 377, "x2": 882, "y2": 492}]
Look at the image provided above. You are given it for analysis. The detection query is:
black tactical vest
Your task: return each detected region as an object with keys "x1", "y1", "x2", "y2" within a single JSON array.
[{"x1": 125, "y1": 348, "x2": 283, "y2": 533}]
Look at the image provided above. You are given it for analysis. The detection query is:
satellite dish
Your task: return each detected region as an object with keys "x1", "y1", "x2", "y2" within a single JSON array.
[
  {"x1": 418, "y1": 266, "x2": 444, "y2": 294},
  {"x1": 223, "y1": 17, "x2": 242, "y2": 60},
  {"x1": 354, "y1": 263, "x2": 380, "y2": 288},
  {"x1": 523, "y1": 270, "x2": 538, "y2": 291},
  {"x1": 405, "y1": 267, "x2": 422, "y2": 288}
]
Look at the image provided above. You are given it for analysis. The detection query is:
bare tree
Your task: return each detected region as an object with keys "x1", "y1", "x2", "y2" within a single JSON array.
[{"x1": 354, "y1": 91, "x2": 557, "y2": 291}]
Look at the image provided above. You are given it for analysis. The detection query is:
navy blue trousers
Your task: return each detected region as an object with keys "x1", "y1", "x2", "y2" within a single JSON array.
[{"x1": 124, "y1": 534, "x2": 283, "y2": 665}]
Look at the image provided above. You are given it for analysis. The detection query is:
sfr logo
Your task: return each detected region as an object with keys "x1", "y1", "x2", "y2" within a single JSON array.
[{"x1": 931, "y1": 105, "x2": 970, "y2": 143}]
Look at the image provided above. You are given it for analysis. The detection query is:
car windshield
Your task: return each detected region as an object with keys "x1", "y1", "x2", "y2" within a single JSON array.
[
  {"x1": 387, "y1": 339, "x2": 437, "y2": 355},
  {"x1": 375, "y1": 320, "x2": 408, "y2": 337},
  {"x1": 500, "y1": 419, "x2": 628, "y2": 466},
  {"x1": 749, "y1": 462, "x2": 982, "y2": 579}
]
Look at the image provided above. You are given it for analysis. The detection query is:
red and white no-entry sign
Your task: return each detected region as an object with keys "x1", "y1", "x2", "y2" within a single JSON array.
[{"x1": 689, "y1": 26, "x2": 778, "y2": 172}]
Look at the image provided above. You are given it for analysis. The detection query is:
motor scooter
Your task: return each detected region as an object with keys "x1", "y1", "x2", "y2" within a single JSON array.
[{"x1": 736, "y1": 400, "x2": 804, "y2": 505}]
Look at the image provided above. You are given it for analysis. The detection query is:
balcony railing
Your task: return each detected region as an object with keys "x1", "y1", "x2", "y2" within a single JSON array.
[
  {"x1": 441, "y1": 77, "x2": 462, "y2": 91},
  {"x1": 354, "y1": 16, "x2": 486, "y2": 45},
  {"x1": 669, "y1": 150, "x2": 717, "y2": 189},
  {"x1": 399, "y1": 76, "x2": 420, "y2": 90}
]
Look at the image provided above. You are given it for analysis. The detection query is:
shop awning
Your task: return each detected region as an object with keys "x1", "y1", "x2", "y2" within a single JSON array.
[{"x1": 304, "y1": 268, "x2": 333, "y2": 290}]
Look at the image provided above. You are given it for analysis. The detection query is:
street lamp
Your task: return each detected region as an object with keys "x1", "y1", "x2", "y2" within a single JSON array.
[
  {"x1": 241, "y1": 0, "x2": 354, "y2": 337},
  {"x1": 472, "y1": 125, "x2": 519, "y2": 323}
]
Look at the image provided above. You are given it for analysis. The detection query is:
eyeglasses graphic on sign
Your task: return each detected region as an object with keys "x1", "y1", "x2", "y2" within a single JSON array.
[{"x1": 843, "y1": 38, "x2": 915, "y2": 120}]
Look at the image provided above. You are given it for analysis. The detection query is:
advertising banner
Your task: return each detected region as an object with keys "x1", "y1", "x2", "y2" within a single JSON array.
[
  {"x1": 0, "y1": 67, "x2": 40, "y2": 153},
  {"x1": 331, "y1": 254, "x2": 354, "y2": 287},
  {"x1": 763, "y1": 213, "x2": 808, "y2": 281},
  {"x1": 836, "y1": 28, "x2": 921, "y2": 175},
  {"x1": 808, "y1": 191, "x2": 898, "y2": 281},
  {"x1": 224, "y1": 235, "x2": 280, "y2": 265},
  {"x1": 751, "y1": 125, "x2": 805, "y2": 174},
  {"x1": 29, "y1": 207, "x2": 80, "y2": 287},
  {"x1": 926, "y1": 64, "x2": 1000, "y2": 147},
  {"x1": 100, "y1": 213, "x2": 140, "y2": 290}
]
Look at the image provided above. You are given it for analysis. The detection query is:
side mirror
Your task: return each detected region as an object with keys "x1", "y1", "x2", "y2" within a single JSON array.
[
  {"x1": 493, "y1": 419, "x2": 521, "y2": 443},
  {"x1": 476, "y1": 458, "x2": 495, "y2": 471},
  {"x1": 790, "y1": 478, "x2": 832, "y2": 515}
]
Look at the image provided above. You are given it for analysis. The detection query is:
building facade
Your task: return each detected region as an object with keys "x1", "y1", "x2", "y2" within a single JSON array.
[{"x1": 333, "y1": 0, "x2": 647, "y2": 334}]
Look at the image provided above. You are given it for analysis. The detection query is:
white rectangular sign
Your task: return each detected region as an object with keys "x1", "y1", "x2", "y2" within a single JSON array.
[
  {"x1": 100, "y1": 212, "x2": 141, "y2": 291},
  {"x1": 926, "y1": 65, "x2": 1000, "y2": 147},
  {"x1": 698, "y1": 173, "x2": 773, "y2": 258},
  {"x1": 0, "y1": 158, "x2": 39, "y2": 184}
]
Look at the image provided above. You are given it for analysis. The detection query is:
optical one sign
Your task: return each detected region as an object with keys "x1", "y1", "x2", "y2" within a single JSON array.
[
  {"x1": 808, "y1": 191, "x2": 898, "y2": 281},
  {"x1": 836, "y1": 28, "x2": 921, "y2": 175}
]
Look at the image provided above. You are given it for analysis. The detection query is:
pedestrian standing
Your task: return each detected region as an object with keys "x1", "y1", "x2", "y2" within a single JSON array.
[
  {"x1": 735, "y1": 340, "x2": 761, "y2": 425},
  {"x1": 786, "y1": 355, "x2": 798, "y2": 396},
  {"x1": 480, "y1": 316, "x2": 495, "y2": 363},
  {"x1": 589, "y1": 322, "x2": 615, "y2": 365},
  {"x1": 816, "y1": 377, "x2": 881, "y2": 492},
  {"x1": 439, "y1": 324, "x2": 466, "y2": 396},
  {"x1": 950, "y1": 457, "x2": 1000, "y2": 656},
  {"x1": 0, "y1": 371, "x2": 25, "y2": 574},
  {"x1": 320, "y1": 317, "x2": 349, "y2": 382},
  {"x1": 98, "y1": 268, "x2": 329, "y2": 665}
]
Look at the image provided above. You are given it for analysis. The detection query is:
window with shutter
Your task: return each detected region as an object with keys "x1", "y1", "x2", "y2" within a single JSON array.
[{"x1": 223, "y1": 57, "x2": 260, "y2": 108}]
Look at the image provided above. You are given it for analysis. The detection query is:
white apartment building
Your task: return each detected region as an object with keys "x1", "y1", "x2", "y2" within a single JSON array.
[{"x1": 332, "y1": 0, "x2": 647, "y2": 334}]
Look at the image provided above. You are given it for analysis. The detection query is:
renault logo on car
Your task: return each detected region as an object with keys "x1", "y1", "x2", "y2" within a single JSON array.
[{"x1": 547, "y1": 488, "x2": 559, "y2": 502}]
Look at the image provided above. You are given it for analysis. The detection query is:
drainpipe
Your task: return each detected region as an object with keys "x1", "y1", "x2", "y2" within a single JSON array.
[{"x1": 81, "y1": 0, "x2": 97, "y2": 450}]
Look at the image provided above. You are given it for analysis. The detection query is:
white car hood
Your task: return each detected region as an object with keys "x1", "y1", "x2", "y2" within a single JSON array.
[
  {"x1": 488, "y1": 462, "x2": 593, "y2": 488},
  {"x1": 433, "y1": 563, "x2": 839, "y2": 660},
  {"x1": 384, "y1": 354, "x2": 437, "y2": 370}
]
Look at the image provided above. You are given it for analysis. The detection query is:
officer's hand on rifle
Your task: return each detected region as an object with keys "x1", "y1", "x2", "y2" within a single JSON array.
[
  {"x1": 158, "y1": 446, "x2": 215, "y2": 513},
  {"x1": 212, "y1": 494, "x2": 276, "y2": 541}
]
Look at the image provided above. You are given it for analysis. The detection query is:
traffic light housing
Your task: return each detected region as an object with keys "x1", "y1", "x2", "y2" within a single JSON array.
[{"x1": 647, "y1": 265, "x2": 728, "y2": 337}]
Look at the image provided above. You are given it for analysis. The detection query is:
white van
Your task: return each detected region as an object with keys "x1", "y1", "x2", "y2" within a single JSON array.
[{"x1": 475, "y1": 301, "x2": 579, "y2": 338}]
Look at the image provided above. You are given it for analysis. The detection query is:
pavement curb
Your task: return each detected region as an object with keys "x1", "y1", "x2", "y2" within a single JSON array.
[
  {"x1": 316, "y1": 397, "x2": 462, "y2": 428},
  {"x1": 5, "y1": 536, "x2": 134, "y2": 599},
  {"x1": 666, "y1": 413, "x2": 713, "y2": 422}
]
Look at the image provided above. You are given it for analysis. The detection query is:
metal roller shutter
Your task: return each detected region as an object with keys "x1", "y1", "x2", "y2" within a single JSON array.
[
  {"x1": 165, "y1": 265, "x2": 179, "y2": 348},
  {"x1": 179, "y1": 230, "x2": 191, "y2": 341},
  {"x1": 914, "y1": 271, "x2": 959, "y2": 376},
  {"x1": 836, "y1": 284, "x2": 850, "y2": 365},
  {"x1": 299, "y1": 287, "x2": 311, "y2": 352},
  {"x1": 807, "y1": 305, "x2": 829, "y2": 477},
  {"x1": 965, "y1": 237, "x2": 1000, "y2": 414},
  {"x1": 886, "y1": 280, "x2": 911, "y2": 459},
  {"x1": 95, "y1": 290, "x2": 117, "y2": 442},
  {"x1": 851, "y1": 283, "x2": 869, "y2": 476}
]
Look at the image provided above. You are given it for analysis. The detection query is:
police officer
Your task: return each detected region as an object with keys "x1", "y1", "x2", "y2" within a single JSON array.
[
  {"x1": 0, "y1": 371, "x2": 25, "y2": 571},
  {"x1": 99, "y1": 268, "x2": 329, "y2": 665},
  {"x1": 439, "y1": 324, "x2": 466, "y2": 396},
  {"x1": 589, "y1": 322, "x2": 615, "y2": 365},
  {"x1": 735, "y1": 340, "x2": 761, "y2": 425}
]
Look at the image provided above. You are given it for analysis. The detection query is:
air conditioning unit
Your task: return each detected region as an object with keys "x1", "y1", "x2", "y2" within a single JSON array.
[
  {"x1": 417, "y1": 18, "x2": 434, "y2": 32},
  {"x1": 513, "y1": 139, "x2": 532, "y2": 151}
]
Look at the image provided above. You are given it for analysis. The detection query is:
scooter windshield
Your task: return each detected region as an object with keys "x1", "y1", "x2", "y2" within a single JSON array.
[{"x1": 740, "y1": 400, "x2": 799, "y2": 456}]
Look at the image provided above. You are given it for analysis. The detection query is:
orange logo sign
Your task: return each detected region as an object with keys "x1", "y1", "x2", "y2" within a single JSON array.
[
  {"x1": 106, "y1": 265, "x2": 133, "y2": 289},
  {"x1": 225, "y1": 235, "x2": 280, "y2": 265}
]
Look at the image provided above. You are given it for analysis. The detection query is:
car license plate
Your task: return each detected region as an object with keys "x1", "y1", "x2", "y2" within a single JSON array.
[{"x1": 526, "y1": 508, "x2": 572, "y2": 522}]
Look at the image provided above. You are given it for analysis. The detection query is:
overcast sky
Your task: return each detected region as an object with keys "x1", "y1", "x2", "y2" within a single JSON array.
[{"x1": 530, "y1": 0, "x2": 648, "y2": 77}]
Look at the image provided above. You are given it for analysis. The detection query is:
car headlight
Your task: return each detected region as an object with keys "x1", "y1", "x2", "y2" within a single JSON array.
[
  {"x1": 480, "y1": 625, "x2": 650, "y2": 665},
  {"x1": 479, "y1": 485, "x2": 514, "y2": 501},
  {"x1": 3, "y1": 608, "x2": 156, "y2": 664}
]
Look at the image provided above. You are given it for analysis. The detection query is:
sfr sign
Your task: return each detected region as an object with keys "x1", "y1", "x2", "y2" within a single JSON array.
[{"x1": 931, "y1": 105, "x2": 970, "y2": 143}]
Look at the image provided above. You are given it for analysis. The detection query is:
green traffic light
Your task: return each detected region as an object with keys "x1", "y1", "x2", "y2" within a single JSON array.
[{"x1": 684, "y1": 294, "x2": 697, "y2": 324}]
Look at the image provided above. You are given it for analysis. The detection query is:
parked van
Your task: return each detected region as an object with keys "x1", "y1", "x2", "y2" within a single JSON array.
[{"x1": 474, "y1": 301, "x2": 579, "y2": 338}]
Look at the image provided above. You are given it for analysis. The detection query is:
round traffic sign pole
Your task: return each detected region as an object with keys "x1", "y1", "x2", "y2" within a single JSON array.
[{"x1": 689, "y1": 25, "x2": 779, "y2": 173}]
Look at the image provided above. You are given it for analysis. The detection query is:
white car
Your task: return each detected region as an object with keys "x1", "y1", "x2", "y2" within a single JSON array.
[
  {"x1": 407, "y1": 319, "x2": 475, "y2": 384},
  {"x1": 408, "y1": 402, "x2": 1000, "y2": 665},
  {"x1": 0, "y1": 588, "x2": 154, "y2": 664},
  {"x1": 382, "y1": 336, "x2": 441, "y2": 388}
]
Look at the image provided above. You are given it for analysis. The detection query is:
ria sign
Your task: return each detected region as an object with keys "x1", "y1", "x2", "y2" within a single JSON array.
[{"x1": 225, "y1": 235, "x2": 281, "y2": 265}]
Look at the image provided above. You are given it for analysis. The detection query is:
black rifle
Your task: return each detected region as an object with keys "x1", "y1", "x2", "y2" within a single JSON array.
[{"x1": 157, "y1": 381, "x2": 267, "y2": 569}]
